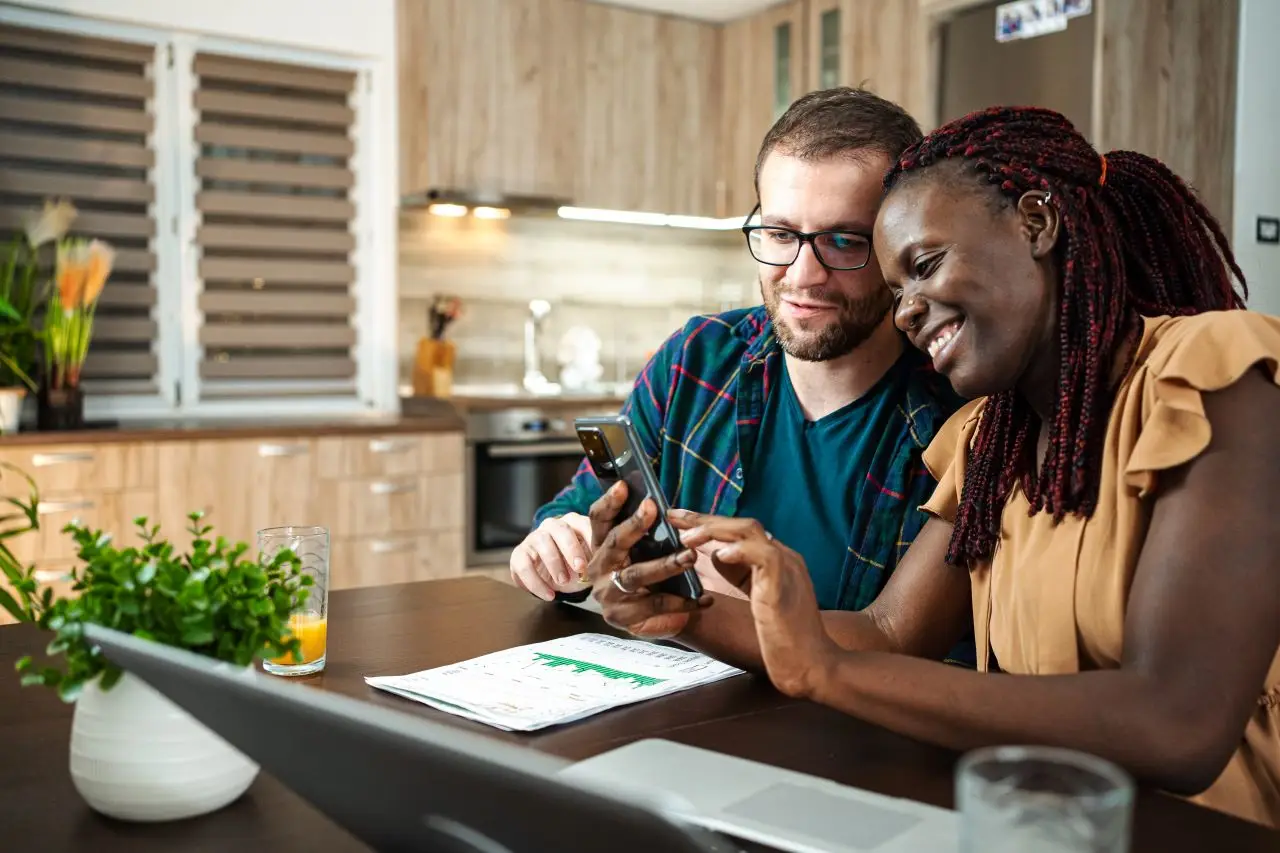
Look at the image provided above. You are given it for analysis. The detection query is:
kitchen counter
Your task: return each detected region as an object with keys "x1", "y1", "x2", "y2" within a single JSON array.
[{"x1": 0, "y1": 411, "x2": 464, "y2": 447}]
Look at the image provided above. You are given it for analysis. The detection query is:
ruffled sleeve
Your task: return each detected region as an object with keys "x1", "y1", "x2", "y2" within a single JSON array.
[
  {"x1": 1124, "y1": 311, "x2": 1280, "y2": 497},
  {"x1": 921, "y1": 399, "x2": 985, "y2": 523}
]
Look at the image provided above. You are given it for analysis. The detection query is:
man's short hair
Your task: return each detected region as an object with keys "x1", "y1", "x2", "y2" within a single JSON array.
[{"x1": 754, "y1": 87, "x2": 924, "y2": 195}]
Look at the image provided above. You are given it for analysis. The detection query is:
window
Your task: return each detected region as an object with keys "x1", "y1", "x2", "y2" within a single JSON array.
[
  {"x1": 0, "y1": 22, "x2": 160, "y2": 398},
  {"x1": 820, "y1": 9, "x2": 841, "y2": 90},
  {"x1": 773, "y1": 22, "x2": 792, "y2": 121},
  {"x1": 191, "y1": 52, "x2": 360, "y2": 402},
  {"x1": 0, "y1": 10, "x2": 388, "y2": 418}
]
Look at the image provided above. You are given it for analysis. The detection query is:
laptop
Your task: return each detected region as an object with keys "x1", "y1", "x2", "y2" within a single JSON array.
[{"x1": 85, "y1": 624, "x2": 956, "y2": 853}]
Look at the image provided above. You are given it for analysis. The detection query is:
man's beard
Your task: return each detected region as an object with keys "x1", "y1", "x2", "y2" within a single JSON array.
[{"x1": 761, "y1": 277, "x2": 894, "y2": 362}]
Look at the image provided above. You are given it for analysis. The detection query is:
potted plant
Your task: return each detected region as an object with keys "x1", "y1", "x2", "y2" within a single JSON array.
[
  {"x1": 2, "y1": 491, "x2": 315, "y2": 823},
  {"x1": 39, "y1": 234, "x2": 114, "y2": 430},
  {"x1": 0, "y1": 199, "x2": 75, "y2": 434}
]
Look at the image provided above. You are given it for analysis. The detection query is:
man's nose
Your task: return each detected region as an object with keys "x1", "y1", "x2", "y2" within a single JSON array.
[{"x1": 785, "y1": 242, "x2": 829, "y2": 289}]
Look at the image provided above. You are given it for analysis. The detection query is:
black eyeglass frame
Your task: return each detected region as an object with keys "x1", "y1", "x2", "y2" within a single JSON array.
[{"x1": 739, "y1": 203, "x2": 874, "y2": 271}]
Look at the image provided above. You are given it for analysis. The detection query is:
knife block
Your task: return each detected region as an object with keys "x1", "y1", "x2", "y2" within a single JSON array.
[{"x1": 412, "y1": 338, "x2": 456, "y2": 398}]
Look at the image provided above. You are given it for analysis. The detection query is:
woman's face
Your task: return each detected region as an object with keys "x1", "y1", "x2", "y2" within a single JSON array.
[{"x1": 873, "y1": 174, "x2": 1061, "y2": 400}]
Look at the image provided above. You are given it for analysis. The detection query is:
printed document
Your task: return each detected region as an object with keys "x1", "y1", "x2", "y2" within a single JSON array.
[{"x1": 365, "y1": 633, "x2": 744, "y2": 732}]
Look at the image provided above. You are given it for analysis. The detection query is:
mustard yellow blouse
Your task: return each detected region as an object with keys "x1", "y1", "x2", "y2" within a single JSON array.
[{"x1": 921, "y1": 311, "x2": 1280, "y2": 828}]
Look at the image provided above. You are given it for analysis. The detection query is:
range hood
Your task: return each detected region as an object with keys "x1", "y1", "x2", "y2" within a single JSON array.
[{"x1": 399, "y1": 187, "x2": 571, "y2": 214}]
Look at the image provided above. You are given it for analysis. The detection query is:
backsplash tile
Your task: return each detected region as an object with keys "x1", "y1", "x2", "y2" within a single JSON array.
[{"x1": 398, "y1": 211, "x2": 758, "y2": 387}]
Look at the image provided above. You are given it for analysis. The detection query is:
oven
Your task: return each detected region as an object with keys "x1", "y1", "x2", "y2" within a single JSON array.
[{"x1": 465, "y1": 405, "x2": 617, "y2": 567}]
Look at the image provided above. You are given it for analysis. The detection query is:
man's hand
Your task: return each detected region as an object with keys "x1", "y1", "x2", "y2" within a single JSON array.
[
  {"x1": 510, "y1": 482, "x2": 632, "y2": 601},
  {"x1": 509, "y1": 513, "x2": 594, "y2": 601},
  {"x1": 587, "y1": 496, "x2": 713, "y2": 639}
]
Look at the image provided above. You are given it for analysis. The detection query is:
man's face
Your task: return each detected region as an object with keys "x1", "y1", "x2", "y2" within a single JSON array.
[{"x1": 754, "y1": 150, "x2": 895, "y2": 362}]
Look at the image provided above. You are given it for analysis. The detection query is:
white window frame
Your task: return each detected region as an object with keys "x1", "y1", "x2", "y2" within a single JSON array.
[{"x1": 0, "y1": 3, "x2": 398, "y2": 420}]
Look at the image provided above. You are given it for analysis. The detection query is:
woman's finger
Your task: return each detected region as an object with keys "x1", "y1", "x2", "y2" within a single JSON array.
[
  {"x1": 587, "y1": 480, "x2": 630, "y2": 548},
  {"x1": 586, "y1": 498, "x2": 656, "y2": 581},
  {"x1": 611, "y1": 548, "x2": 696, "y2": 592},
  {"x1": 679, "y1": 516, "x2": 772, "y2": 550}
]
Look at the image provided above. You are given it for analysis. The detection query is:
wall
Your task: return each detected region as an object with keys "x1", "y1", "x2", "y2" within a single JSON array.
[
  {"x1": 398, "y1": 213, "x2": 756, "y2": 390},
  {"x1": 1233, "y1": 0, "x2": 1280, "y2": 315},
  {"x1": 937, "y1": 0, "x2": 1095, "y2": 138}
]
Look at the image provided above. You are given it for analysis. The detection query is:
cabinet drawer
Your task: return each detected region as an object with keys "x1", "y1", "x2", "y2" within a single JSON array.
[
  {"x1": 6, "y1": 490, "x2": 157, "y2": 567},
  {"x1": 0, "y1": 443, "x2": 156, "y2": 495},
  {"x1": 316, "y1": 434, "x2": 428, "y2": 479},
  {"x1": 330, "y1": 531, "x2": 464, "y2": 591},
  {"x1": 331, "y1": 476, "x2": 422, "y2": 538}
]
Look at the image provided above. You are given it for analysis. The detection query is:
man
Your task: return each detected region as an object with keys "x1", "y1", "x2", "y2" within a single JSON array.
[{"x1": 510, "y1": 88, "x2": 968, "y2": 664}]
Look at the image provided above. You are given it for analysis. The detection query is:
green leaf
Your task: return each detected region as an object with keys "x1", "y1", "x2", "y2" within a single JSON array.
[
  {"x1": 99, "y1": 666, "x2": 123, "y2": 691},
  {"x1": 181, "y1": 626, "x2": 215, "y2": 646},
  {"x1": 136, "y1": 560, "x2": 157, "y2": 584},
  {"x1": 0, "y1": 296, "x2": 20, "y2": 322}
]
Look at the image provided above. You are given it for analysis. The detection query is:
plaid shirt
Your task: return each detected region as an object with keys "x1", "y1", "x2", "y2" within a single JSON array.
[{"x1": 536, "y1": 305, "x2": 966, "y2": 617}]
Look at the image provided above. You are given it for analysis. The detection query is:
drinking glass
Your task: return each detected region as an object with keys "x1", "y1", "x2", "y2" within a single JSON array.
[
  {"x1": 957, "y1": 746, "x2": 1134, "y2": 853},
  {"x1": 258, "y1": 525, "x2": 330, "y2": 677}
]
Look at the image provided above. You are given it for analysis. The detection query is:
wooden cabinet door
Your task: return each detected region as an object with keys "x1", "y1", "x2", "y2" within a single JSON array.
[
  {"x1": 806, "y1": 0, "x2": 845, "y2": 92},
  {"x1": 156, "y1": 438, "x2": 315, "y2": 553},
  {"x1": 719, "y1": 1, "x2": 808, "y2": 217},
  {"x1": 577, "y1": 4, "x2": 721, "y2": 216},
  {"x1": 841, "y1": 0, "x2": 931, "y2": 126},
  {"x1": 398, "y1": 0, "x2": 581, "y2": 200}
]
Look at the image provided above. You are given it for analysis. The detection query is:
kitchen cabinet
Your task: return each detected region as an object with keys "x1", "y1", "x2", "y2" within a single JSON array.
[
  {"x1": 576, "y1": 3, "x2": 721, "y2": 216},
  {"x1": 398, "y1": 0, "x2": 583, "y2": 201},
  {"x1": 719, "y1": 0, "x2": 808, "y2": 217},
  {"x1": 0, "y1": 426, "x2": 468, "y2": 625},
  {"x1": 800, "y1": 0, "x2": 933, "y2": 127},
  {"x1": 398, "y1": 0, "x2": 721, "y2": 217}
]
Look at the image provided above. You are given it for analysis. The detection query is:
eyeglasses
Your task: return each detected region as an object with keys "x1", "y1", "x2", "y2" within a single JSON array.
[{"x1": 741, "y1": 204, "x2": 873, "y2": 271}]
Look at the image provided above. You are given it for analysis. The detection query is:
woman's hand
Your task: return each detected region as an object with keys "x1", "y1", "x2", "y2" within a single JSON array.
[
  {"x1": 584, "y1": 485, "x2": 712, "y2": 640},
  {"x1": 673, "y1": 511, "x2": 840, "y2": 698}
]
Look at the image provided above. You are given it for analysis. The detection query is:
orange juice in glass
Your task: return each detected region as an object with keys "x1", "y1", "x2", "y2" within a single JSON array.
[{"x1": 259, "y1": 525, "x2": 330, "y2": 677}]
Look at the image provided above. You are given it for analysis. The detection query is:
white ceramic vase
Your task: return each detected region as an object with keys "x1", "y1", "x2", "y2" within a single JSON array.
[
  {"x1": 0, "y1": 387, "x2": 25, "y2": 435},
  {"x1": 69, "y1": 670, "x2": 260, "y2": 822}
]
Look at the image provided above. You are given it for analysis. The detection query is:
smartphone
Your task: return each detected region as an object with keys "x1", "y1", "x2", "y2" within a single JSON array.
[{"x1": 574, "y1": 415, "x2": 702, "y2": 600}]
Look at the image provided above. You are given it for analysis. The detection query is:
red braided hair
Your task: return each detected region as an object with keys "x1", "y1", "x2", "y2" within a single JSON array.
[{"x1": 883, "y1": 106, "x2": 1247, "y2": 565}]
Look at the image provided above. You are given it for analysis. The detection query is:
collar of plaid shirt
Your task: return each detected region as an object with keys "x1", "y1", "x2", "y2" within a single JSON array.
[{"x1": 535, "y1": 305, "x2": 966, "y2": 613}]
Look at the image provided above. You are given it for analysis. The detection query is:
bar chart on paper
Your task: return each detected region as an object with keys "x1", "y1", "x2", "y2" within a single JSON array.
[{"x1": 365, "y1": 634, "x2": 744, "y2": 731}]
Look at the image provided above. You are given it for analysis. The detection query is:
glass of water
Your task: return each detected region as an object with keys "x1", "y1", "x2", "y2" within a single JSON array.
[
  {"x1": 258, "y1": 525, "x2": 330, "y2": 677},
  {"x1": 957, "y1": 746, "x2": 1135, "y2": 853}
]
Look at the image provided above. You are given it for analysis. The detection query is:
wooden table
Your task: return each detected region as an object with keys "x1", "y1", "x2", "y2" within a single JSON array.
[{"x1": 0, "y1": 577, "x2": 1275, "y2": 851}]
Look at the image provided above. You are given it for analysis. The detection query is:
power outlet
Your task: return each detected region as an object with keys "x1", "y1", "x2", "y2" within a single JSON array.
[{"x1": 1258, "y1": 216, "x2": 1280, "y2": 245}]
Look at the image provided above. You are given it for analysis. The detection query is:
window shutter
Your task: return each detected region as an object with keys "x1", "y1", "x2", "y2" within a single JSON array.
[
  {"x1": 191, "y1": 51, "x2": 359, "y2": 400},
  {"x1": 0, "y1": 22, "x2": 159, "y2": 395}
]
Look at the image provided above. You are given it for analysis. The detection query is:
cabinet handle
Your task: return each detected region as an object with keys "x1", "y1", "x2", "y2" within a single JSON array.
[
  {"x1": 258, "y1": 443, "x2": 309, "y2": 458},
  {"x1": 38, "y1": 499, "x2": 95, "y2": 515},
  {"x1": 31, "y1": 451, "x2": 95, "y2": 467},
  {"x1": 369, "y1": 538, "x2": 416, "y2": 555},
  {"x1": 368, "y1": 438, "x2": 415, "y2": 454},
  {"x1": 369, "y1": 480, "x2": 417, "y2": 496}
]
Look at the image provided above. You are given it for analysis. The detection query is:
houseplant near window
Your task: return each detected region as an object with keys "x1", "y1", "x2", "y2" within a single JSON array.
[
  {"x1": 0, "y1": 199, "x2": 75, "y2": 434},
  {"x1": 2, "y1": 495, "x2": 315, "y2": 822},
  {"x1": 39, "y1": 234, "x2": 114, "y2": 430}
]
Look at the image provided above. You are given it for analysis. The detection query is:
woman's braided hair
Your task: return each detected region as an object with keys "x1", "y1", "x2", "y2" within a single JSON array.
[{"x1": 883, "y1": 106, "x2": 1247, "y2": 565}]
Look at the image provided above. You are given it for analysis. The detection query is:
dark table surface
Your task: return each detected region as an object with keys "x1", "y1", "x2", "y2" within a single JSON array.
[{"x1": 0, "y1": 577, "x2": 1275, "y2": 851}]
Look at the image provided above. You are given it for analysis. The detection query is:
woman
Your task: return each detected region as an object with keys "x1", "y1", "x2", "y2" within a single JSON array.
[{"x1": 584, "y1": 106, "x2": 1280, "y2": 828}]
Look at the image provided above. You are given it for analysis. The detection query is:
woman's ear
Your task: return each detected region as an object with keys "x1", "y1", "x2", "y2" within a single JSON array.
[{"x1": 1016, "y1": 191, "x2": 1060, "y2": 260}]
